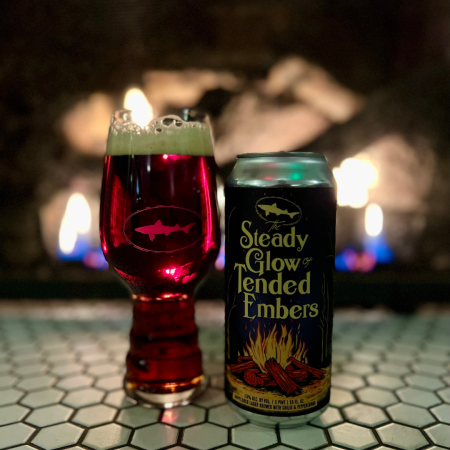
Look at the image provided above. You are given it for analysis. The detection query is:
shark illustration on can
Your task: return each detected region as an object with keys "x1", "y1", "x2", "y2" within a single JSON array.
[
  {"x1": 258, "y1": 203, "x2": 300, "y2": 219},
  {"x1": 135, "y1": 220, "x2": 195, "y2": 241}
]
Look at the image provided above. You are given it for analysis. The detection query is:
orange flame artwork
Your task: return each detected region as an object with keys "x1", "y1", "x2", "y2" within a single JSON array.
[{"x1": 243, "y1": 324, "x2": 308, "y2": 372}]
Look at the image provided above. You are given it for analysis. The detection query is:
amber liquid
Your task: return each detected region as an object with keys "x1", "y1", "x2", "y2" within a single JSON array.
[{"x1": 100, "y1": 154, "x2": 220, "y2": 402}]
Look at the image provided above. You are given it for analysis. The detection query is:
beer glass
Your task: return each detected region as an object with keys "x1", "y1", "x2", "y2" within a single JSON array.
[{"x1": 100, "y1": 109, "x2": 220, "y2": 407}]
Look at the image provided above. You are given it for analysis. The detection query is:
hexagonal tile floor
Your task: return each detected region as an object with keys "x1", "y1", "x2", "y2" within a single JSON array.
[{"x1": 0, "y1": 301, "x2": 449, "y2": 450}]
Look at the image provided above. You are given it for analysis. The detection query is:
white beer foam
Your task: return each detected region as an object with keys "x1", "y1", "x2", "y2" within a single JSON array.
[{"x1": 106, "y1": 114, "x2": 214, "y2": 156}]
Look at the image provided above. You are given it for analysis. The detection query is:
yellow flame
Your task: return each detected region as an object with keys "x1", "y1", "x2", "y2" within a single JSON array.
[
  {"x1": 333, "y1": 154, "x2": 378, "y2": 208},
  {"x1": 365, "y1": 203, "x2": 383, "y2": 236},
  {"x1": 244, "y1": 324, "x2": 308, "y2": 372},
  {"x1": 59, "y1": 193, "x2": 91, "y2": 254},
  {"x1": 124, "y1": 88, "x2": 153, "y2": 127}
]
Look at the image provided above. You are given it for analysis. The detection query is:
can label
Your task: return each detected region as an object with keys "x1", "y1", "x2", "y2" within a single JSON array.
[{"x1": 225, "y1": 187, "x2": 335, "y2": 416}]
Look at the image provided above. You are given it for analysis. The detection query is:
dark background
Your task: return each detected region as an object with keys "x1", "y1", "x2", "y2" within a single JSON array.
[{"x1": 1, "y1": 0, "x2": 449, "y2": 308}]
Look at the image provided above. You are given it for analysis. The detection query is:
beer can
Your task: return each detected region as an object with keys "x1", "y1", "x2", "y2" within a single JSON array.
[{"x1": 224, "y1": 152, "x2": 336, "y2": 428}]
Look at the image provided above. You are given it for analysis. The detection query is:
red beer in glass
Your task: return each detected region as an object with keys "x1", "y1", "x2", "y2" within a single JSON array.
[{"x1": 100, "y1": 110, "x2": 220, "y2": 406}]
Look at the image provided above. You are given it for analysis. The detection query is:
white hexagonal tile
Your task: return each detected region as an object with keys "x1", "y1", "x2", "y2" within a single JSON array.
[
  {"x1": 437, "y1": 387, "x2": 450, "y2": 403},
  {"x1": 32, "y1": 423, "x2": 83, "y2": 450},
  {"x1": 329, "y1": 423, "x2": 377, "y2": 449},
  {"x1": 330, "y1": 387, "x2": 356, "y2": 407},
  {"x1": 280, "y1": 425, "x2": 327, "y2": 449},
  {"x1": 343, "y1": 363, "x2": 374, "y2": 376},
  {"x1": 233, "y1": 423, "x2": 277, "y2": 449},
  {"x1": 56, "y1": 375, "x2": 94, "y2": 391},
  {"x1": 104, "y1": 390, "x2": 134, "y2": 409},
  {"x1": 25, "y1": 404, "x2": 74, "y2": 427},
  {"x1": 208, "y1": 404, "x2": 246, "y2": 427},
  {"x1": 62, "y1": 387, "x2": 105, "y2": 408},
  {"x1": 15, "y1": 363, "x2": 49, "y2": 377},
  {"x1": 0, "y1": 423, "x2": 35, "y2": 449},
  {"x1": 0, "y1": 404, "x2": 29, "y2": 426},
  {"x1": 193, "y1": 388, "x2": 226, "y2": 408},
  {"x1": 17, "y1": 375, "x2": 56, "y2": 392},
  {"x1": 412, "y1": 363, "x2": 447, "y2": 377},
  {"x1": 0, "y1": 388, "x2": 24, "y2": 406},
  {"x1": 426, "y1": 423, "x2": 450, "y2": 447},
  {"x1": 387, "y1": 403, "x2": 435, "y2": 428},
  {"x1": 431, "y1": 404, "x2": 450, "y2": 424},
  {"x1": 310, "y1": 406, "x2": 343, "y2": 428},
  {"x1": 162, "y1": 405, "x2": 205, "y2": 427},
  {"x1": 397, "y1": 387, "x2": 441, "y2": 408},
  {"x1": 73, "y1": 404, "x2": 117, "y2": 427},
  {"x1": 356, "y1": 387, "x2": 397, "y2": 407},
  {"x1": 0, "y1": 374, "x2": 17, "y2": 388},
  {"x1": 132, "y1": 423, "x2": 178, "y2": 450},
  {"x1": 51, "y1": 363, "x2": 84, "y2": 377},
  {"x1": 83, "y1": 423, "x2": 131, "y2": 450},
  {"x1": 377, "y1": 423, "x2": 428, "y2": 450},
  {"x1": 405, "y1": 374, "x2": 445, "y2": 391},
  {"x1": 87, "y1": 363, "x2": 120, "y2": 377},
  {"x1": 116, "y1": 405, "x2": 160, "y2": 428},
  {"x1": 95, "y1": 375, "x2": 123, "y2": 391},
  {"x1": 344, "y1": 403, "x2": 389, "y2": 427},
  {"x1": 332, "y1": 373, "x2": 365, "y2": 390},
  {"x1": 21, "y1": 388, "x2": 64, "y2": 408},
  {"x1": 367, "y1": 374, "x2": 404, "y2": 390}
]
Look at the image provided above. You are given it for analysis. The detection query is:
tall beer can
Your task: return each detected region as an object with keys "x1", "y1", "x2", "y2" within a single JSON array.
[{"x1": 225, "y1": 152, "x2": 336, "y2": 428}]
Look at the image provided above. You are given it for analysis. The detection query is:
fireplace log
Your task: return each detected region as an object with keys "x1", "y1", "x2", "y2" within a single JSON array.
[
  {"x1": 238, "y1": 356, "x2": 254, "y2": 363},
  {"x1": 265, "y1": 358, "x2": 300, "y2": 395},
  {"x1": 244, "y1": 370, "x2": 258, "y2": 387},
  {"x1": 231, "y1": 360, "x2": 256, "y2": 373},
  {"x1": 287, "y1": 358, "x2": 324, "y2": 378}
]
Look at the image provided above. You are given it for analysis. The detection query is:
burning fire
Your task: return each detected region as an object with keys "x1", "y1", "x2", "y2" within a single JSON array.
[
  {"x1": 243, "y1": 324, "x2": 308, "y2": 372},
  {"x1": 124, "y1": 88, "x2": 153, "y2": 127}
]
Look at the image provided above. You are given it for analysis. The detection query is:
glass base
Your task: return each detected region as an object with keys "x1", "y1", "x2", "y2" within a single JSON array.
[
  {"x1": 124, "y1": 375, "x2": 206, "y2": 408},
  {"x1": 228, "y1": 401, "x2": 329, "y2": 428}
]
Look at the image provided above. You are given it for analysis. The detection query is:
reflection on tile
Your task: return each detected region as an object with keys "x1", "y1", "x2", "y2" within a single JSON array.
[
  {"x1": 183, "y1": 423, "x2": 228, "y2": 450},
  {"x1": 356, "y1": 387, "x2": 397, "y2": 407},
  {"x1": 344, "y1": 403, "x2": 389, "y2": 427},
  {"x1": 0, "y1": 404, "x2": 29, "y2": 426},
  {"x1": 330, "y1": 388, "x2": 356, "y2": 407},
  {"x1": 208, "y1": 404, "x2": 246, "y2": 427},
  {"x1": 397, "y1": 387, "x2": 441, "y2": 408},
  {"x1": 132, "y1": 424, "x2": 178, "y2": 450},
  {"x1": 310, "y1": 406, "x2": 343, "y2": 428},
  {"x1": 0, "y1": 423, "x2": 35, "y2": 449},
  {"x1": 280, "y1": 425, "x2": 327, "y2": 449},
  {"x1": 73, "y1": 404, "x2": 117, "y2": 427},
  {"x1": 21, "y1": 388, "x2": 64, "y2": 408},
  {"x1": 377, "y1": 423, "x2": 428, "y2": 450},
  {"x1": 387, "y1": 403, "x2": 435, "y2": 428},
  {"x1": 25, "y1": 404, "x2": 73, "y2": 427},
  {"x1": 162, "y1": 405, "x2": 205, "y2": 427},
  {"x1": 367, "y1": 374, "x2": 404, "y2": 390},
  {"x1": 193, "y1": 388, "x2": 226, "y2": 408},
  {"x1": 32, "y1": 423, "x2": 83, "y2": 450},
  {"x1": 83, "y1": 423, "x2": 131, "y2": 450},
  {"x1": 116, "y1": 405, "x2": 160, "y2": 428},
  {"x1": 431, "y1": 404, "x2": 450, "y2": 424},
  {"x1": 62, "y1": 388, "x2": 105, "y2": 408},
  {"x1": 332, "y1": 373, "x2": 365, "y2": 390},
  {"x1": 233, "y1": 424, "x2": 277, "y2": 450},
  {"x1": 329, "y1": 423, "x2": 376, "y2": 450},
  {"x1": 210, "y1": 375, "x2": 225, "y2": 390},
  {"x1": 426, "y1": 424, "x2": 450, "y2": 447}
]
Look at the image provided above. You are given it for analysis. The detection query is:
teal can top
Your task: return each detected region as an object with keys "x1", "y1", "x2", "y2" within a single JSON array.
[{"x1": 226, "y1": 151, "x2": 336, "y2": 189}]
